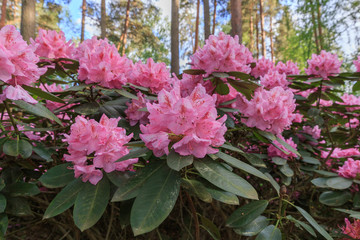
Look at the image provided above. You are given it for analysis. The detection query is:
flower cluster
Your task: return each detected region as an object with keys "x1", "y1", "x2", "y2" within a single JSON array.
[
  {"x1": 125, "y1": 92, "x2": 150, "y2": 126},
  {"x1": 275, "y1": 60, "x2": 300, "y2": 75},
  {"x1": 251, "y1": 58, "x2": 275, "y2": 78},
  {"x1": 339, "y1": 93, "x2": 360, "y2": 112},
  {"x1": 63, "y1": 114, "x2": 137, "y2": 185},
  {"x1": 30, "y1": 29, "x2": 75, "y2": 59},
  {"x1": 260, "y1": 69, "x2": 289, "y2": 89},
  {"x1": 305, "y1": 50, "x2": 342, "y2": 79},
  {"x1": 77, "y1": 36, "x2": 133, "y2": 89},
  {"x1": 140, "y1": 83, "x2": 227, "y2": 158},
  {"x1": 240, "y1": 87, "x2": 296, "y2": 135},
  {"x1": 268, "y1": 136, "x2": 297, "y2": 160},
  {"x1": 342, "y1": 218, "x2": 360, "y2": 239},
  {"x1": 338, "y1": 158, "x2": 360, "y2": 179},
  {"x1": 190, "y1": 32, "x2": 253, "y2": 75},
  {"x1": 129, "y1": 58, "x2": 172, "y2": 93},
  {"x1": 302, "y1": 125, "x2": 321, "y2": 140}
]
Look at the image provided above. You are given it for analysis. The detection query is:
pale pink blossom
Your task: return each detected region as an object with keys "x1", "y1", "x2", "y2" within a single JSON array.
[
  {"x1": 354, "y1": 56, "x2": 360, "y2": 72},
  {"x1": 322, "y1": 148, "x2": 360, "y2": 159},
  {"x1": 190, "y1": 32, "x2": 253, "y2": 75},
  {"x1": 275, "y1": 60, "x2": 300, "y2": 75},
  {"x1": 268, "y1": 136, "x2": 297, "y2": 160},
  {"x1": 0, "y1": 85, "x2": 37, "y2": 104},
  {"x1": 140, "y1": 83, "x2": 227, "y2": 158},
  {"x1": 125, "y1": 92, "x2": 150, "y2": 126},
  {"x1": 305, "y1": 50, "x2": 342, "y2": 79},
  {"x1": 129, "y1": 58, "x2": 171, "y2": 93},
  {"x1": 303, "y1": 125, "x2": 321, "y2": 139},
  {"x1": 260, "y1": 69, "x2": 289, "y2": 89},
  {"x1": 251, "y1": 58, "x2": 275, "y2": 78},
  {"x1": 338, "y1": 158, "x2": 360, "y2": 179},
  {"x1": 342, "y1": 218, "x2": 360, "y2": 239},
  {"x1": 240, "y1": 87, "x2": 296, "y2": 135},
  {"x1": 338, "y1": 93, "x2": 360, "y2": 111}
]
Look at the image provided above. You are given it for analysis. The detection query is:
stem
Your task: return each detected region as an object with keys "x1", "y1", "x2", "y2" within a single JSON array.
[
  {"x1": 316, "y1": 80, "x2": 323, "y2": 108},
  {"x1": 185, "y1": 191, "x2": 200, "y2": 240},
  {"x1": 105, "y1": 203, "x2": 115, "y2": 240},
  {"x1": 4, "y1": 100, "x2": 19, "y2": 134}
]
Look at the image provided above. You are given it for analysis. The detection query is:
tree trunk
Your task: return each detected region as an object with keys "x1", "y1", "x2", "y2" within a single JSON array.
[
  {"x1": 118, "y1": 0, "x2": 131, "y2": 55},
  {"x1": 212, "y1": 0, "x2": 216, "y2": 35},
  {"x1": 81, "y1": 0, "x2": 86, "y2": 42},
  {"x1": 20, "y1": 0, "x2": 35, "y2": 42},
  {"x1": 203, "y1": 0, "x2": 210, "y2": 39},
  {"x1": 255, "y1": 11, "x2": 259, "y2": 59},
  {"x1": 249, "y1": 0, "x2": 254, "y2": 53},
  {"x1": 230, "y1": 0, "x2": 242, "y2": 43},
  {"x1": 270, "y1": 15, "x2": 274, "y2": 62},
  {"x1": 171, "y1": 0, "x2": 179, "y2": 75},
  {"x1": 259, "y1": 0, "x2": 265, "y2": 58},
  {"x1": 316, "y1": 0, "x2": 323, "y2": 50},
  {"x1": 0, "y1": 0, "x2": 7, "y2": 28},
  {"x1": 310, "y1": 2, "x2": 320, "y2": 54},
  {"x1": 100, "y1": 0, "x2": 106, "y2": 39},
  {"x1": 193, "y1": 0, "x2": 200, "y2": 53}
]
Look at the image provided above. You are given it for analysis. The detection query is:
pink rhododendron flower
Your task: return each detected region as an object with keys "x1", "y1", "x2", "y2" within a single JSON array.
[
  {"x1": 305, "y1": 50, "x2": 342, "y2": 79},
  {"x1": 260, "y1": 69, "x2": 289, "y2": 89},
  {"x1": 0, "y1": 85, "x2": 37, "y2": 104},
  {"x1": 30, "y1": 29, "x2": 75, "y2": 59},
  {"x1": 342, "y1": 218, "x2": 360, "y2": 239},
  {"x1": 275, "y1": 60, "x2": 300, "y2": 75},
  {"x1": 319, "y1": 99, "x2": 333, "y2": 107},
  {"x1": 63, "y1": 114, "x2": 137, "y2": 185},
  {"x1": 125, "y1": 92, "x2": 150, "y2": 126},
  {"x1": 292, "y1": 113, "x2": 303, "y2": 123},
  {"x1": 322, "y1": 148, "x2": 360, "y2": 159},
  {"x1": 240, "y1": 87, "x2": 296, "y2": 135},
  {"x1": 77, "y1": 36, "x2": 133, "y2": 89},
  {"x1": 303, "y1": 125, "x2": 321, "y2": 139},
  {"x1": 140, "y1": 82, "x2": 227, "y2": 158},
  {"x1": 179, "y1": 73, "x2": 215, "y2": 97},
  {"x1": 338, "y1": 93, "x2": 360, "y2": 111},
  {"x1": 0, "y1": 25, "x2": 46, "y2": 86},
  {"x1": 129, "y1": 58, "x2": 171, "y2": 93},
  {"x1": 354, "y1": 56, "x2": 360, "y2": 72},
  {"x1": 345, "y1": 118, "x2": 360, "y2": 128},
  {"x1": 251, "y1": 58, "x2": 275, "y2": 78},
  {"x1": 268, "y1": 136, "x2": 297, "y2": 160},
  {"x1": 338, "y1": 158, "x2": 360, "y2": 179},
  {"x1": 190, "y1": 32, "x2": 253, "y2": 75}
]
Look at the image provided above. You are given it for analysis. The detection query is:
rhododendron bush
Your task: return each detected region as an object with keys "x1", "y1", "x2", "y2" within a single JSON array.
[{"x1": 1, "y1": 25, "x2": 360, "y2": 240}]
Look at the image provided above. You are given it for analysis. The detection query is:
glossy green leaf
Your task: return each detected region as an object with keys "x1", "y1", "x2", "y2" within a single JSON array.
[
  {"x1": 205, "y1": 187, "x2": 239, "y2": 205},
  {"x1": 194, "y1": 158, "x2": 258, "y2": 199},
  {"x1": 354, "y1": 192, "x2": 360, "y2": 208},
  {"x1": 6, "y1": 197, "x2": 32, "y2": 216},
  {"x1": 44, "y1": 179, "x2": 84, "y2": 219},
  {"x1": 200, "y1": 215, "x2": 221, "y2": 240},
  {"x1": 3, "y1": 139, "x2": 32, "y2": 158},
  {"x1": 255, "y1": 225, "x2": 282, "y2": 240},
  {"x1": 302, "y1": 156, "x2": 320, "y2": 165},
  {"x1": 353, "y1": 81, "x2": 360, "y2": 92},
  {"x1": 106, "y1": 171, "x2": 135, "y2": 187},
  {"x1": 313, "y1": 170, "x2": 338, "y2": 177},
  {"x1": 311, "y1": 178, "x2": 329, "y2": 188},
  {"x1": 295, "y1": 205, "x2": 333, "y2": 240},
  {"x1": 182, "y1": 69, "x2": 206, "y2": 75},
  {"x1": 326, "y1": 177, "x2": 353, "y2": 190},
  {"x1": 22, "y1": 85, "x2": 65, "y2": 103},
  {"x1": 14, "y1": 100, "x2": 63, "y2": 126},
  {"x1": 181, "y1": 179, "x2": 212, "y2": 203},
  {"x1": 276, "y1": 136, "x2": 300, "y2": 156},
  {"x1": 112, "y1": 161, "x2": 164, "y2": 202},
  {"x1": 234, "y1": 215, "x2": 269, "y2": 236},
  {"x1": 5, "y1": 182, "x2": 40, "y2": 197},
  {"x1": 73, "y1": 178, "x2": 110, "y2": 231},
  {"x1": 130, "y1": 164, "x2": 181, "y2": 236},
  {"x1": 219, "y1": 144, "x2": 244, "y2": 154},
  {"x1": 271, "y1": 157, "x2": 287, "y2": 165},
  {"x1": 116, "y1": 147, "x2": 149, "y2": 162},
  {"x1": 279, "y1": 164, "x2": 294, "y2": 177},
  {"x1": 215, "y1": 152, "x2": 269, "y2": 181},
  {"x1": 215, "y1": 81, "x2": 230, "y2": 95},
  {"x1": 114, "y1": 89, "x2": 138, "y2": 99},
  {"x1": 0, "y1": 213, "x2": 8, "y2": 235},
  {"x1": 39, "y1": 163, "x2": 74, "y2": 188},
  {"x1": 286, "y1": 215, "x2": 316, "y2": 237},
  {"x1": 167, "y1": 150, "x2": 193, "y2": 171},
  {"x1": 319, "y1": 191, "x2": 351, "y2": 206},
  {"x1": 73, "y1": 102, "x2": 100, "y2": 115},
  {"x1": 33, "y1": 145, "x2": 54, "y2": 162},
  {"x1": 264, "y1": 173, "x2": 280, "y2": 196},
  {"x1": 226, "y1": 200, "x2": 268, "y2": 228},
  {"x1": 0, "y1": 195, "x2": 6, "y2": 213}
]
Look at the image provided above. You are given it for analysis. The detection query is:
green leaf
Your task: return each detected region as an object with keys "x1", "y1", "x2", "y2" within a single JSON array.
[
  {"x1": 116, "y1": 147, "x2": 149, "y2": 162},
  {"x1": 302, "y1": 156, "x2": 320, "y2": 165},
  {"x1": 286, "y1": 215, "x2": 316, "y2": 237},
  {"x1": 39, "y1": 163, "x2": 74, "y2": 188},
  {"x1": 271, "y1": 157, "x2": 287, "y2": 165},
  {"x1": 215, "y1": 152, "x2": 269, "y2": 181},
  {"x1": 0, "y1": 195, "x2": 6, "y2": 213},
  {"x1": 334, "y1": 208, "x2": 360, "y2": 219},
  {"x1": 112, "y1": 161, "x2": 164, "y2": 202},
  {"x1": 73, "y1": 178, "x2": 110, "y2": 231},
  {"x1": 226, "y1": 200, "x2": 268, "y2": 228},
  {"x1": 5, "y1": 182, "x2": 40, "y2": 197},
  {"x1": 227, "y1": 71, "x2": 252, "y2": 79},
  {"x1": 183, "y1": 69, "x2": 206, "y2": 75},
  {"x1": 6, "y1": 197, "x2": 32, "y2": 216},
  {"x1": 33, "y1": 145, "x2": 54, "y2": 162},
  {"x1": 276, "y1": 136, "x2": 300, "y2": 157},
  {"x1": 243, "y1": 153, "x2": 267, "y2": 168},
  {"x1": 114, "y1": 89, "x2": 138, "y2": 99},
  {"x1": 166, "y1": 150, "x2": 193, "y2": 171},
  {"x1": 44, "y1": 179, "x2": 84, "y2": 219},
  {"x1": 181, "y1": 179, "x2": 212, "y2": 203},
  {"x1": 130, "y1": 164, "x2": 181, "y2": 236},
  {"x1": 255, "y1": 225, "x2": 282, "y2": 240},
  {"x1": 311, "y1": 178, "x2": 329, "y2": 188},
  {"x1": 106, "y1": 171, "x2": 135, "y2": 187},
  {"x1": 73, "y1": 102, "x2": 100, "y2": 115},
  {"x1": 354, "y1": 192, "x2": 360, "y2": 208},
  {"x1": 319, "y1": 191, "x2": 351, "y2": 206},
  {"x1": 205, "y1": 187, "x2": 239, "y2": 205},
  {"x1": 194, "y1": 158, "x2": 258, "y2": 199},
  {"x1": 313, "y1": 170, "x2": 338, "y2": 177},
  {"x1": 0, "y1": 213, "x2": 8, "y2": 235},
  {"x1": 279, "y1": 164, "x2": 294, "y2": 177},
  {"x1": 22, "y1": 85, "x2": 65, "y2": 103},
  {"x1": 219, "y1": 144, "x2": 244, "y2": 154},
  {"x1": 295, "y1": 205, "x2": 333, "y2": 240},
  {"x1": 234, "y1": 216, "x2": 269, "y2": 237},
  {"x1": 14, "y1": 100, "x2": 63, "y2": 126},
  {"x1": 353, "y1": 81, "x2": 360, "y2": 92},
  {"x1": 326, "y1": 177, "x2": 353, "y2": 190},
  {"x1": 200, "y1": 215, "x2": 221, "y2": 240},
  {"x1": 3, "y1": 139, "x2": 32, "y2": 158},
  {"x1": 212, "y1": 72, "x2": 230, "y2": 78},
  {"x1": 264, "y1": 173, "x2": 280, "y2": 196},
  {"x1": 215, "y1": 81, "x2": 230, "y2": 95}
]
